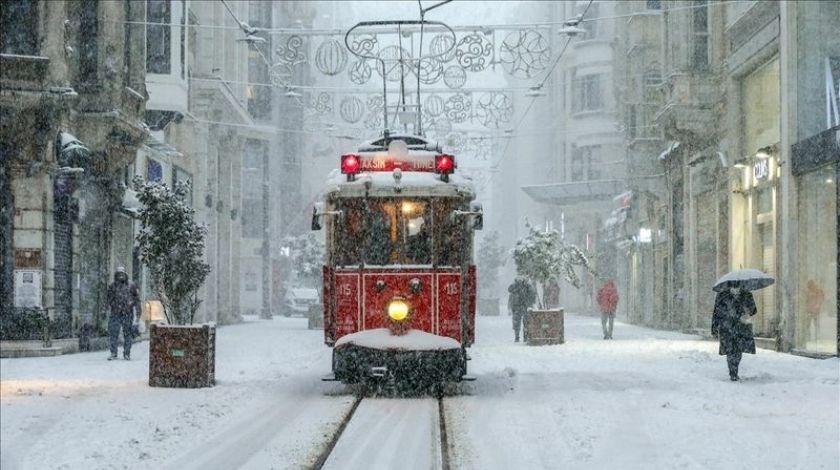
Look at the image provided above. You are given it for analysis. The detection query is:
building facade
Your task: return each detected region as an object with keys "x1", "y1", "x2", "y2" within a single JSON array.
[
  {"x1": 1, "y1": 1, "x2": 147, "y2": 342},
  {"x1": 610, "y1": 0, "x2": 838, "y2": 356}
]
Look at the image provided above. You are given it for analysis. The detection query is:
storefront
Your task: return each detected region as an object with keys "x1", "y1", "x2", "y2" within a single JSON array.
[
  {"x1": 730, "y1": 57, "x2": 781, "y2": 339},
  {"x1": 791, "y1": 126, "x2": 839, "y2": 355}
]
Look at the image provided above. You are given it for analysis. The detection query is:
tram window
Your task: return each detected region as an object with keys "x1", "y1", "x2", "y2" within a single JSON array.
[
  {"x1": 365, "y1": 201, "x2": 394, "y2": 265},
  {"x1": 433, "y1": 199, "x2": 469, "y2": 266},
  {"x1": 401, "y1": 200, "x2": 431, "y2": 265},
  {"x1": 336, "y1": 200, "x2": 365, "y2": 266}
]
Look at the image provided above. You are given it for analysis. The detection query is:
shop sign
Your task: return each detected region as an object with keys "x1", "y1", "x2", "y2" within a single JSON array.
[
  {"x1": 14, "y1": 248, "x2": 42, "y2": 268},
  {"x1": 14, "y1": 270, "x2": 42, "y2": 308},
  {"x1": 753, "y1": 158, "x2": 770, "y2": 181}
]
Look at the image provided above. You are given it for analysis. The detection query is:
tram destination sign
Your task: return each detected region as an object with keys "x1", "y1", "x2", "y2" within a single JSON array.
[{"x1": 357, "y1": 152, "x2": 436, "y2": 172}]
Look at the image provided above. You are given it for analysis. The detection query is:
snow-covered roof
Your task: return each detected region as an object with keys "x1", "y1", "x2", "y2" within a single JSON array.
[
  {"x1": 335, "y1": 328, "x2": 461, "y2": 351},
  {"x1": 521, "y1": 179, "x2": 625, "y2": 205}
]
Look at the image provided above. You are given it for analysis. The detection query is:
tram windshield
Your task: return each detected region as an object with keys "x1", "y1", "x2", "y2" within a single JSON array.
[{"x1": 334, "y1": 197, "x2": 465, "y2": 267}]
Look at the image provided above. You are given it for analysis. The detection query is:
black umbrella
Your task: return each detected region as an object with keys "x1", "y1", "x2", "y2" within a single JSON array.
[{"x1": 713, "y1": 268, "x2": 775, "y2": 292}]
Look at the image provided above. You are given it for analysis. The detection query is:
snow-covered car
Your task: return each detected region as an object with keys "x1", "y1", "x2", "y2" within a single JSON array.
[{"x1": 281, "y1": 287, "x2": 320, "y2": 317}]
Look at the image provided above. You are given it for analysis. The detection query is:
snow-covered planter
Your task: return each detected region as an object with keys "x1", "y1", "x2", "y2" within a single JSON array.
[
  {"x1": 134, "y1": 178, "x2": 214, "y2": 388},
  {"x1": 525, "y1": 308, "x2": 565, "y2": 345},
  {"x1": 148, "y1": 323, "x2": 215, "y2": 388}
]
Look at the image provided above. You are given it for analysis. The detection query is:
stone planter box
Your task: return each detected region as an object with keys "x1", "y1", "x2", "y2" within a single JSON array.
[
  {"x1": 149, "y1": 324, "x2": 215, "y2": 388},
  {"x1": 308, "y1": 304, "x2": 324, "y2": 329},
  {"x1": 478, "y1": 298, "x2": 500, "y2": 316},
  {"x1": 525, "y1": 308, "x2": 564, "y2": 346}
]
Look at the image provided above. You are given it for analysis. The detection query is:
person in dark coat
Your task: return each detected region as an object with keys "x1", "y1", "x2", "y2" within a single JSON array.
[
  {"x1": 508, "y1": 277, "x2": 536, "y2": 342},
  {"x1": 107, "y1": 267, "x2": 140, "y2": 360},
  {"x1": 596, "y1": 279, "x2": 619, "y2": 339},
  {"x1": 711, "y1": 286, "x2": 757, "y2": 381}
]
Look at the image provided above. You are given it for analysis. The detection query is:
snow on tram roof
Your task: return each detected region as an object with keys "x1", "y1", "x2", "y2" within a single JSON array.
[
  {"x1": 325, "y1": 168, "x2": 475, "y2": 198},
  {"x1": 335, "y1": 328, "x2": 461, "y2": 351}
]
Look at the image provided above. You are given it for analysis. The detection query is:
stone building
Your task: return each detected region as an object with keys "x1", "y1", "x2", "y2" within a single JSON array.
[
  {"x1": 138, "y1": 0, "x2": 314, "y2": 323},
  {"x1": 610, "y1": 0, "x2": 838, "y2": 356},
  {"x1": 1, "y1": 1, "x2": 147, "y2": 343},
  {"x1": 509, "y1": 0, "x2": 629, "y2": 312}
]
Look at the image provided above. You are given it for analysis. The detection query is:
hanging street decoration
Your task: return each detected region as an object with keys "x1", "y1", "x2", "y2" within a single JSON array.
[
  {"x1": 444, "y1": 93, "x2": 472, "y2": 123},
  {"x1": 499, "y1": 29, "x2": 550, "y2": 79},
  {"x1": 424, "y1": 94, "x2": 445, "y2": 117},
  {"x1": 339, "y1": 96, "x2": 365, "y2": 123},
  {"x1": 348, "y1": 59, "x2": 372, "y2": 84},
  {"x1": 315, "y1": 39, "x2": 349, "y2": 76},
  {"x1": 416, "y1": 56, "x2": 444, "y2": 85},
  {"x1": 475, "y1": 92, "x2": 513, "y2": 129},
  {"x1": 376, "y1": 45, "x2": 414, "y2": 82},
  {"x1": 429, "y1": 33, "x2": 457, "y2": 63},
  {"x1": 455, "y1": 33, "x2": 494, "y2": 72},
  {"x1": 311, "y1": 92, "x2": 333, "y2": 115},
  {"x1": 275, "y1": 35, "x2": 307, "y2": 68},
  {"x1": 443, "y1": 65, "x2": 467, "y2": 89}
]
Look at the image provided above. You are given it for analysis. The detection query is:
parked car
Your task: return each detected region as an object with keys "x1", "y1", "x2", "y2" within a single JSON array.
[{"x1": 282, "y1": 287, "x2": 320, "y2": 317}]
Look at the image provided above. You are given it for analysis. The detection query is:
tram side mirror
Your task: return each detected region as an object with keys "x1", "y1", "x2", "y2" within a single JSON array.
[
  {"x1": 471, "y1": 202, "x2": 483, "y2": 230},
  {"x1": 311, "y1": 203, "x2": 324, "y2": 231}
]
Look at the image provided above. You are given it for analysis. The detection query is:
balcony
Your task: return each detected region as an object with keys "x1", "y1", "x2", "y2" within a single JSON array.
[{"x1": 655, "y1": 73, "x2": 717, "y2": 137}]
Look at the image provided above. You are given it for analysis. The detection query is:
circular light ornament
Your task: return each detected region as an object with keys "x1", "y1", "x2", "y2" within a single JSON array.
[{"x1": 387, "y1": 297, "x2": 410, "y2": 322}]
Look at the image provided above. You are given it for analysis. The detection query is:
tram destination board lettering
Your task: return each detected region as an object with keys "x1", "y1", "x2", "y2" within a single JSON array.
[{"x1": 358, "y1": 155, "x2": 435, "y2": 172}]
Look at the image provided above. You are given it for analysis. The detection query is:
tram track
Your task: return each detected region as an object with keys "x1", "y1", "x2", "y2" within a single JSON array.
[{"x1": 313, "y1": 389, "x2": 452, "y2": 470}]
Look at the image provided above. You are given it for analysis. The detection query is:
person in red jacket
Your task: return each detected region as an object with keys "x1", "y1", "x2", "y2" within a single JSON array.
[{"x1": 596, "y1": 279, "x2": 619, "y2": 339}]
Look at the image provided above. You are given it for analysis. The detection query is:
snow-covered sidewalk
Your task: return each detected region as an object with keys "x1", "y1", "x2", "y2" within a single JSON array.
[{"x1": 1, "y1": 313, "x2": 837, "y2": 470}]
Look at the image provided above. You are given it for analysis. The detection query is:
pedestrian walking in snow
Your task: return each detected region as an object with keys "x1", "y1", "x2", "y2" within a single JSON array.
[
  {"x1": 596, "y1": 279, "x2": 618, "y2": 339},
  {"x1": 508, "y1": 277, "x2": 536, "y2": 342},
  {"x1": 106, "y1": 267, "x2": 140, "y2": 360},
  {"x1": 711, "y1": 287, "x2": 757, "y2": 381}
]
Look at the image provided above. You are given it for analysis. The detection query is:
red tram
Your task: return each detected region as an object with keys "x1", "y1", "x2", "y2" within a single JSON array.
[{"x1": 312, "y1": 134, "x2": 482, "y2": 386}]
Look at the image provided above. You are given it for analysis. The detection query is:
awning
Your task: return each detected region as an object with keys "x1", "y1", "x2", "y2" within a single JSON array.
[
  {"x1": 521, "y1": 179, "x2": 626, "y2": 205},
  {"x1": 121, "y1": 188, "x2": 142, "y2": 216},
  {"x1": 58, "y1": 131, "x2": 90, "y2": 168}
]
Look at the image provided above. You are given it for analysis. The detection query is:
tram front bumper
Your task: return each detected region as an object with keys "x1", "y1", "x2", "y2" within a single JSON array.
[{"x1": 333, "y1": 343, "x2": 467, "y2": 385}]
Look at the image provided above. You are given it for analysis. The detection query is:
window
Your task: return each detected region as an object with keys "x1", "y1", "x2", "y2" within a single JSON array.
[
  {"x1": 241, "y1": 140, "x2": 267, "y2": 239},
  {"x1": 146, "y1": 159, "x2": 162, "y2": 182},
  {"x1": 146, "y1": 0, "x2": 171, "y2": 74},
  {"x1": 335, "y1": 198, "x2": 462, "y2": 267},
  {"x1": 247, "y1": 48, "x2": 271, "y2": 120},
  {"x1": 179, "y1": 0, "x2": 186, "y2": 79},
  {"x1": 0, "y1": 0, "x2": 38, "y2": 55},
  {"x1": 79, "y1": 1, "x2": 99, "y2": 82},
  {"x1": 570, "y1": 145, "x2": 602, "y2": 182},
  {"x1": 690, "y1": 0, "x2": 710, "y2": 71},
  {"x1": 574, "y1": 74, "x2": 603, "y2": 112},
  {"x1": 646, "y1": 0, "x2": 661, "y2": 10}
]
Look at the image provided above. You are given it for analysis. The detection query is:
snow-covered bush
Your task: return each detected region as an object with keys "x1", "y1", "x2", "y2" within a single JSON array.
[
  {"x1": 477, "y1": 230, "x2": 506, "y2": 295},
  {"x1": 512, "y1": 224, "x2": 594, "y2": 308},
  {"x1": 134, "y1": 177, "x2": 210, "y2": 325},
  {"x1": 288, "y1": 232, "x2": 325, "y2": 288}
]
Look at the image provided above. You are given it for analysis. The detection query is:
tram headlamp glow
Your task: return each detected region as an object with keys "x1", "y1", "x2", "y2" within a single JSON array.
[{"x1": 387, "y1": 298, "x2": 410, "y2": 322}]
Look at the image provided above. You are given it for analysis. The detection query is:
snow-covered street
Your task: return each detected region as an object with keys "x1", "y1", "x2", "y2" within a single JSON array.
[{"x1": 2, "y1": 313, "x2": 838, "y2": 470}]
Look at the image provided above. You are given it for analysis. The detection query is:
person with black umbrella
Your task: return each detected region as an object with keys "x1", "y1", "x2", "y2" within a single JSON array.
[{"x1": 711, "y1": 269, "x2": 773, "y2": 381}]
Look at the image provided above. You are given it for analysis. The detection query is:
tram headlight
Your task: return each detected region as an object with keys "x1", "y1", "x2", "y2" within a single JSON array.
[{"x1": 387, "y1": 297, "x2": 410, "y2": 322}]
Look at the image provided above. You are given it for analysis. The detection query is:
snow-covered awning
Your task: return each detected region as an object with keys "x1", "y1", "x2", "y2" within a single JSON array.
[
  {"x1": 58, "y1": 131, "x2": 90, "y2": 167},
  {"x1": 121, "y1": 188, "x2": 142, "y2": 216},
  {"x1": 521, "y1": 179, "x2": 626, "y2": 205}
]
